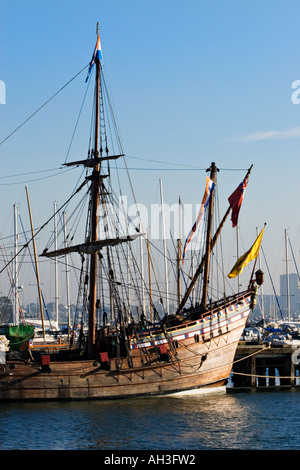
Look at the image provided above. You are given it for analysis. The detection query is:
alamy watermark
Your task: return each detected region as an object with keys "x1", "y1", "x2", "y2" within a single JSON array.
[
  {"x1": 113, "y1": 196, "x2": 204, "y2": 249},
  {"x1": 291, "y1": 80, "x2": 300, "y2": 104},
  {"x1": 0, "y1": 80, "x2": 5, "y2": 104}
]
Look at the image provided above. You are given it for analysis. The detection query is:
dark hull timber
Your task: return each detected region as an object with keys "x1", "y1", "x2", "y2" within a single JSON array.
[{"x1": 0, "y1": 289, "x2": 253, "y2": 401}]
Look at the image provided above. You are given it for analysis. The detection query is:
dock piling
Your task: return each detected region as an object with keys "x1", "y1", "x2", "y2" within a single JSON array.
[{"x1": 231, "y1": 344, "x2": 300, "y2": 390}]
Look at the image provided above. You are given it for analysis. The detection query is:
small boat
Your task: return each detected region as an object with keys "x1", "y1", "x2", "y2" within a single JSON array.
[
  {"x1": 262, "y1": 333, "x2": 300, "y2": 348},
  {"x1": 0, "y1": 24, "x2": 264, "y2": 401},
  {"x1": 240, "y1": 326, "x2": 261, "y2": 343}
]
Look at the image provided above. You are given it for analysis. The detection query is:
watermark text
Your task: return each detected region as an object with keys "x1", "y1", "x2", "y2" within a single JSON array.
[{"x1": 0, "y1": 80, "x2": 5, "y2": 104}]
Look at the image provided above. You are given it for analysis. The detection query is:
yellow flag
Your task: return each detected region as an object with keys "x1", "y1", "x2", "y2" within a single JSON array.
[{"x1": 228, "y1": 225, "x2": 265, "y2": 278}]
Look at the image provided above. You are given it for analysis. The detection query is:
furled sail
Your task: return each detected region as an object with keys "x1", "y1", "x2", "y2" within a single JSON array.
[
  {"x1": 40, "y1": 233, "x2": 143, "y2": 258},
  {"x1": 63, "y1": 154, "x2": 124, "y2": 168}
]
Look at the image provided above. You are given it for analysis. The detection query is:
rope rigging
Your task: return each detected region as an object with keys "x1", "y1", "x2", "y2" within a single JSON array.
[
  {"x1": 0, "y1": 40, "x2": 249, "y2": 347},
  {"x1": 0, "y1": 64, "x2": 89, "y2": 148}
]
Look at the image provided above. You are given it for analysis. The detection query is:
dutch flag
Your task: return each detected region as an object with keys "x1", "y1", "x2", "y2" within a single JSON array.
[{"x1": 85, "y1": 34, "x2": 102, "y2": 82}]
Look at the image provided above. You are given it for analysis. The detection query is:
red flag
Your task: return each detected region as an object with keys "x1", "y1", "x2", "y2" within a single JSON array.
[{"x1": 228, "y1": 173, "x2": 250, "y2": 227}]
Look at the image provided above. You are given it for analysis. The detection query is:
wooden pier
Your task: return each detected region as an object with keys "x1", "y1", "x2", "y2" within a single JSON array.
[{"x1": 231, "y1": 344, "x2": 300, "y2": 389}]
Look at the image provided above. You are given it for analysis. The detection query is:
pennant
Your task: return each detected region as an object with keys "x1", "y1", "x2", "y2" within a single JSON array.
[
  {"x1": 228, "y1": 225, "x2": 265, "y2": 278},
  {"x1": 85, "y1": 34, "x2": 103, "y2": 82},
  {"x1": 228, "y1": 171, "x2": 250, "y2": 227},
  {"x1": 182, "y1": 177, "x2": 215, "y2": 262}
]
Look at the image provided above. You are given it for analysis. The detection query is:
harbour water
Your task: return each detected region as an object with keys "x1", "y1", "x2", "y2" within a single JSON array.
[{"x1": 1, "y1": 389, "x2": 300, "y2": 451}]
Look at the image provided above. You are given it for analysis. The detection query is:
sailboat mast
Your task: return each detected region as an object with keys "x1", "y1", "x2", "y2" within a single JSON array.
[
  {"x1": 285, "y1": 228, "x2": 290, "y2": 322},
  {"x1": 54, "y1": 201, "x2": 59, "y2": 327},
  {"x1": 88, "y1": 23, "x2": 101, "y2": 358},
  {"x1": 63, "y1": 212, "x2": 71, "y2": 340},
  {"x1": 160, "y1": 179, "x2": 169, "y2": 314},
  {"x1": 25, "y1": 186, "x2": 45, "y2": 339},
  {"x1": 140, "y1": 224, "x2": 146, "y2": 315},
  {"x1": 147, "y1": 230, "x2": 153, "y2": 323},
  {"x1": 177, "y1": 196, "x2": 182, "y2": 307},
  {"x1": 13, "y1": 203, "x2": 19, "y2": 325},
  {"x1": 201, "y1": 162, "x2": 218, "y2": 308}
]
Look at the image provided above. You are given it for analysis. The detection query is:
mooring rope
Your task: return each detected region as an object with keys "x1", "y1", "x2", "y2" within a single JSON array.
[
  {"x1": 231, "y1": 344, "x2": 300, "y2": 381},
  {"x1": 232, "y1": 344, "x2": 271, "y2": 364},
  {"x1": 231, "y1": 371, "x2": 299, "y2": 380}
]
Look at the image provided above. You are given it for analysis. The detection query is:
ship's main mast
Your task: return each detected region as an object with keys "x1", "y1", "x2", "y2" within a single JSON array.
[{"x1": 88, "y1": 22, "x2": 101, "y2": 358}]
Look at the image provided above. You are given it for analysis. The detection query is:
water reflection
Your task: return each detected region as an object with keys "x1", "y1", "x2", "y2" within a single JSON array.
[{"x1": 1, "y1": 390, "x2": 300, "y2": 449}]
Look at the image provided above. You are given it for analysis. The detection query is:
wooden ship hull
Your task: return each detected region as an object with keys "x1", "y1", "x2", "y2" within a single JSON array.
[{"x1": 0, "y1": 290, "x2": 252, "y2": 401}]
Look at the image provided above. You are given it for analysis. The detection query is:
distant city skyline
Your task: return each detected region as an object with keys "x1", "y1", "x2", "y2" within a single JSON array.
[{"x1": 252, "y1": 272, "x2": 300, "y2": 322}]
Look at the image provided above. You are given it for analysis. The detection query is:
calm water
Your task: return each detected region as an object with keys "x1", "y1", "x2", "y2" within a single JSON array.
[{"x1": 0, "y1": 389, "x2": 300, "y2": 450}]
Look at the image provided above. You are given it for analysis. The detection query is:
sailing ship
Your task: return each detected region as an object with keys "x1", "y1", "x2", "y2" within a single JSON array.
[{"x1": 0, "y1": 24, "x2": 264, "y2": 400}]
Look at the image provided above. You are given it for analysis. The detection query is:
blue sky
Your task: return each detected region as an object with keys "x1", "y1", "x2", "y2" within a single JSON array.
[{"x1": 1, "y1": 0, "x2": 300, "y2": 303}]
